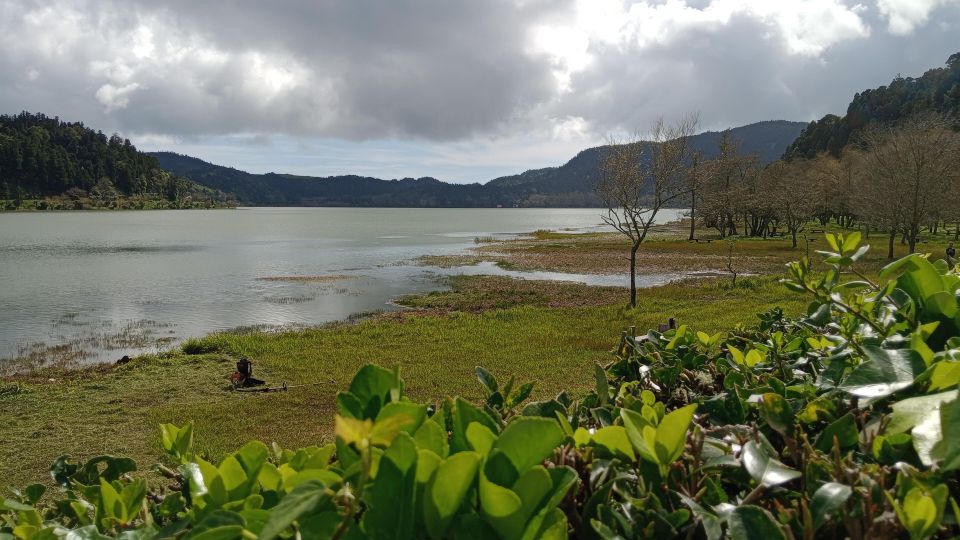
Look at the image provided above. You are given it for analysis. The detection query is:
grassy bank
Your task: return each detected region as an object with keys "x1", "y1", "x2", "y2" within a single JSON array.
[
  {"x1": 422, "y1": 224, "x2": 954, "y2": 276},
  {"x1": 1, "y1": 273, "x2": 804, "y2": 488},
  {"x1": 3, "y1": 225, "x2": 952, "y2": 488}
]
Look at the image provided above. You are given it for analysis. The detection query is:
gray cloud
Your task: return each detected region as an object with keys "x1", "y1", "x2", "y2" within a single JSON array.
[
  {"x1": 0, "y1": 0, "x2": 958, "y2": 148},
  {"x1": 554, "y1": 3, "x2": 960, "y2": 134},
  {"x1": 0, "y1": 0, "x2": 567, "y2": 139}
]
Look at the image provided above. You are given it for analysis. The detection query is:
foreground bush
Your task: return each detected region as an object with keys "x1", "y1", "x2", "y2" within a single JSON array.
[{"x1": 2, "y1": 233, "x2": 960, "y2": 539}]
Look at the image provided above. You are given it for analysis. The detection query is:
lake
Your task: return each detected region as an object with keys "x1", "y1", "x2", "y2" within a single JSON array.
[{"x1": 0, "y1": 207, "x2": 682, "y2": 370}]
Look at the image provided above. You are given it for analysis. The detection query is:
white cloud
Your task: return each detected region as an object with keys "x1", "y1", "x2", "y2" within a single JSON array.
[
  {"x1": 877, "y1": 0, "x2": 954, "y2": 34},
  {"x1": 95, "y1": 82, "x2": 141, "y2": 112},
  {"x1": 0, "y1": 0, "x2": 957, "y2": 181}
]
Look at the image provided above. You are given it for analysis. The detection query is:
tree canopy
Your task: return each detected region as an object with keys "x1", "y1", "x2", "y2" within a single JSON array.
[
  {"x1": 0, "y1": 112, "x2": 227, "y2": 205},
  {"x1": 784, "y1": 53, "x2": 960, "y2": 160}
]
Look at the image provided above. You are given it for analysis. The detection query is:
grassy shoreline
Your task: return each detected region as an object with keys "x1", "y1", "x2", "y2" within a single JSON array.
[{"x1": 1, "y1": 225, "x2": 949, "y2": 488}]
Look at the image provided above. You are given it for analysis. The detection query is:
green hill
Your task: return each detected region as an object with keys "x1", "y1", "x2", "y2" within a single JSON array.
[
  {"x1": 152, "y1": 120, "x2": 805, "y2": 208},
  {"x1": 784, "y1": 52, "x2": 960, "y2": 159},
  {"x1": 0, "y1": 112, "x2": 234, "y2": 209}
]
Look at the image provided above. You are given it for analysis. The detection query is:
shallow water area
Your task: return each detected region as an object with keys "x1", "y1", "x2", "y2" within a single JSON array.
[{"x1": 0, "y1": 207, "x2": 682, "y2": 369}]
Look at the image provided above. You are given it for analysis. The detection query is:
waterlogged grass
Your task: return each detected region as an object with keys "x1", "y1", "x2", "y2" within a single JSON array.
[
  {"x1": 6, "y1": 226, "x2": 939, "y2": 489},
  {"x1": 396, "y1": 275, "x2": 629, "y2": 310},
  {"x1": 0, "y1": 274, "x2": 805, "y2": 489},
  {"x1": 423, "y1": 227, "x2": 957, "y2": 276}
]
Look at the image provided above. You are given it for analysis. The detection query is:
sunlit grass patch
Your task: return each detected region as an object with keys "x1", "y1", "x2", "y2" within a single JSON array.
[{"x1": 0, "y1": 273, "x2": 805, "y2": 488}]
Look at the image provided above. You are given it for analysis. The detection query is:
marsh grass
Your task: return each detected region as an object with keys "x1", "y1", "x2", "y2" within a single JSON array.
[
  {"x1": 3, "y1": 226, "x2": 944, "y2": 489},
  {"x1": 2, "y1": 319, "x2": 176, "y2": 375},
  {"x1": 467, "y1": 228, "x2": 956, "y2": 276},
  {"x1": 0, "y1": 273, "x2": 806, "y2": 488},
  {"x1": 256, "y1": 275, "x2": 355, "y2": 282}
]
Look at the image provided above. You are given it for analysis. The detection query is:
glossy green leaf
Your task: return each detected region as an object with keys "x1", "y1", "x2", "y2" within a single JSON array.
[
  {"x1": 888, "y1": 391, "x2": 958, "y2": 466},
  {"x1": 937, "y1": 398, "x2": 960, "y2": 471},
  {"x1": 423, "y1": 451, "x2": 481, "y2": 538},
  {"x1": 896, "y1": 255, "x2": 947, "y2": 303},
  {"x1": 741, "y1": 441, "x2": 800, "y2": 487},
  {"x1": 814, "y1": 413, "x2": 859, "y2": 453},
  {"x1": 927, "y1": 360, "x2": 960, "y2": 391},
  {"x1": 758, "y1": 393, "x2": 793, "y2": 436},
  {"x1": 521, "y1": 507, "x2": 567, "y2": 540},
  {"x1": 364, "y1": 433, "x2": 418, "y2": 540},
  {"x1": 258, "y1": 480, "x2": 329, "y2": 540},
  {"x1": 727, "y1": 505, "x2": 786, "y2": 540},
  {"x1": 895, "y1": 485, "x2": 948, "y2": 540},
  {"x1": 491, "y1": 417, "x2": 564, "y2": 475},
  {"x1": 621, "y1": 408, "x2": 657, "y2": 464},
  {"x1": 414, "y1": 418, "x2": 449, "y2": 458},
  {"x1": 482, "y1": 465, "x2": 553, "y2": 539},
  {"x1": 594, "y1": 363, "x2": 609, "y2": 406},
  {"x1": 839, "y1": 346, "x2": 925, "y2": 399},
  {"x1": 591, "y1": 426, "x2": 636, "y2": 461},
  {"x1": 451, "y1": 397, "x2": 498, "y2": 453},
  {"x1": 476, "y1": 366, "x2": 498, "y2": 393},
  {"x1": 347, "y1": 364, "x2": 403, "y2": 418},
  {"x1": 376, "y1": 402, "x2": 427, "y2": 434},
  {"x1": 416, "y1": 450, "x2": 442, "y2": 484},
  {"x1": 466, "y1": 422, "x2": 498, "y2": 456},
  {"x1": 810, "y1": 482, "x2": 852, "y2": 530},
  {"x1": 508, "y1": 382, "x2": 535, "y2": 408},
  {"x1": 656, "y1": 404, "x2": 697, "y2": 465}
]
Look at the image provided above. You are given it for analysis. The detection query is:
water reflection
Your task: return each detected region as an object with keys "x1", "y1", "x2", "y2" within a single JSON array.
[{"x1": 0, "y1": 207, "x2": 682, "y2": 369}]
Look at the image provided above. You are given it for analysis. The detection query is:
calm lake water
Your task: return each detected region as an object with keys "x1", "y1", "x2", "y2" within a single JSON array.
[{"x1": 0, "y1": 207, "x2": 682, "y2": 369}]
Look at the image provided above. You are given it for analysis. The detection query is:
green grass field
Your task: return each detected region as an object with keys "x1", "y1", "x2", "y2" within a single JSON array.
[
  {"x1": 1, "y1": 273, "x2": 804, "y2": 488},
  {"x1": 1, "y1": 228, "x2": 951, "y2": 488}
]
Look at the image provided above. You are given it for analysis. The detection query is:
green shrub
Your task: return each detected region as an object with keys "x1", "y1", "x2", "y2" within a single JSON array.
[{"x1": 3, "y1": 234, "x2": 960, "y2": 539}]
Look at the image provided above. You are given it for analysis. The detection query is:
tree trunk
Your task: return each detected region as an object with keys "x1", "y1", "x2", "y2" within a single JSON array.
[
  {"x1": 791, "y1": 229, "x2": 798, "y2": 249},
  {"x1": 688, "y1": 195, "x2": 696, "y2": 241},
  {"x1": 888, "y1": 230, "x2": 896, "y2": 260},
  {"x1": 629, "y1": 241, "x2": 640, "y2": 308}
]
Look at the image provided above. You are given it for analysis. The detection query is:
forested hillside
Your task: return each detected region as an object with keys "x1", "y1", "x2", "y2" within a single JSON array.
[
  {"x1": 784, "y1": 53, "x2": 960, "y2": 158},
  {"x1": 153, "y1": 120, "x2": 804, "y2": 208},
  {"x1": 485, "y1": 120, "x2": 805, "y2": 206},
  {"x1": 150, "y1": 153, "x2": 498, "y2": 207},
  {"x1": 0, "y1": 112, "x2": 233, "y2": 208}
]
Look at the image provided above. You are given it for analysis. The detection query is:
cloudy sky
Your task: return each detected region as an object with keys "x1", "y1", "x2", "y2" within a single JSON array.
[{"x1": 1, "y1": 0, "x2": 958, "y2": 182}]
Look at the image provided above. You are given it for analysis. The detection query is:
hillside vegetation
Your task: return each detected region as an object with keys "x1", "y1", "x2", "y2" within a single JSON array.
[
  {"x1": 151, "y1": 120, "x2": 804, "y2": 208},
  {"x1": 0, "y1": 112, "x2": 234, "y2": 209},
  {"x1": 785, "y1": 53, "x2": 960, "y2": 159}
]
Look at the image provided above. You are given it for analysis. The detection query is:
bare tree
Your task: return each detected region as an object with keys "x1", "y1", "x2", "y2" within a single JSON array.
[
  {"x1": 851, "y1": 145, "x2": 904, "y2": 259},
  {"x1": 699, "y1": 132, "x2": 758, "y2": 238},
  {"x1": 860, "y1": 114, "x2": 960, "y2": 256},
  {"x1": 686, "y1": 150, "x2": 706, "y2": 240},
  {"x1": 765, "y1": 159, "x2": 817, "y2": 248},
  {"x1": 597, "y1": 115, "x2": 698, "y2": 307}
]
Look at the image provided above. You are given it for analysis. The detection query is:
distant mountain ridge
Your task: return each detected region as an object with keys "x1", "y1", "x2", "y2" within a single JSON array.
[{"x1": 152, "y1": 120, "x2": 806, "y2": 208}]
